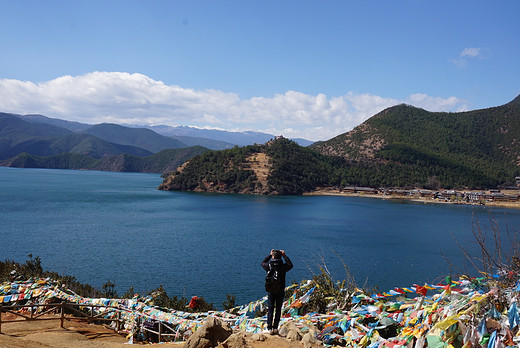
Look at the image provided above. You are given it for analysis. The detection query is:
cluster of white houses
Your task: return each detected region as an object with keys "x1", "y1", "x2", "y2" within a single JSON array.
[{"x1": 341, "y1": 186, "x2": 520, "y2": 204}]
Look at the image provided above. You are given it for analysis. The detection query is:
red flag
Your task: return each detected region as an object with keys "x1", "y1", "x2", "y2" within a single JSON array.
[
  {"x1": 415, "y1": 285, "x2": 427, "y2": 296},
  {"x1": 188, "y1": 296, "x2": 199, "y2": 308}
]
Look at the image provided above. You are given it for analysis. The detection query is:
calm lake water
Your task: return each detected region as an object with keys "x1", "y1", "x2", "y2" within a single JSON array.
[{"x1": 1, "y1": 167, "x2": 520, "y2": 307}]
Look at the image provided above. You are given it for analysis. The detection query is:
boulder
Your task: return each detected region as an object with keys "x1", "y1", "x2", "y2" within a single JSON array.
[
  {"x1": 279, "y1": 321, "x2": 299, "y2": 337},
  {"x1": 184, "y1": 316, "x2": 233, "y2": 348},
  {"x1": 306, "y1": 323, "x2": 320, "y2": 337},
  {"x1": 251, "y1": 333, "x2": 267, "y2": 341},
  {"x1": 286, "y1": 329, "x2": 302, "y2": 341},
  {"x1": 219, "y1": 332, "x2": 250, "y2": 348},
  {"x1": 302, "y1": 332, "x2": 320, "y2": 348}
]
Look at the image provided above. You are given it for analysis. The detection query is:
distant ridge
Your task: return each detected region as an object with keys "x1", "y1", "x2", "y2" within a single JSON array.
[
  {"x1": 506, "y1": 93, "x2": 520, "y2": 105},
  {"x1": 0, "y1": 146, "x2": 208, "y2": 173},
  {"x1": 81, "y1": 123, "x2": 188, "y2": 152},
  {"x1": 20, "y1": 114, "x2": 91, "y2": 132},
  {"x1": 145, "y1": 125, "x2": 314, "y2": 147},
  {"x1": 14, "y1": 113, "x2": 313, "y2": 148},
  {"x1": 0, "y1": 113, "x2": 151, "y2": 160}
]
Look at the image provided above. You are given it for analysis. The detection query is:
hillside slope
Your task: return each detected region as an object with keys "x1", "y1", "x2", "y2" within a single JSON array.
[
  {"x1": 311, "y1": 95, "x2": 520, "y2": 188},
  {"x1": 0, "y1": 113, "x2": 152, "y2": 160},
  {"x1": 159, "y1": 137, "x2": 332, "y2": 194}
]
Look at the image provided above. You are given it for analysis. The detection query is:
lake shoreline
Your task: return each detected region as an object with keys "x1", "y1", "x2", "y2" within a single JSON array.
[{"x1": 304, "y1": 188, "x2": 520, "y2": 209}]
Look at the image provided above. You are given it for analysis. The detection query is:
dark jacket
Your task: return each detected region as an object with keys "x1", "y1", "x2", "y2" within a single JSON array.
[{"x1": 261, "y1": 254, "x2": 293, "y2": 291}]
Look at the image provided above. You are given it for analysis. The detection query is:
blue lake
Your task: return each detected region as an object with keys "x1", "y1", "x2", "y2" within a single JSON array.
[{"x1": 1, "y1": 167, "x2": 519, "y2": 307}]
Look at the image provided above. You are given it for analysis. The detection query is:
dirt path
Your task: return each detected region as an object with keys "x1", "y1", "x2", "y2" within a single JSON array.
[
  {"x1": 0, "y1": 314, "x2": 138, "y2": 348},
  {"x1": 0, "y1": 314, "x2": 306, "y2": 348}
]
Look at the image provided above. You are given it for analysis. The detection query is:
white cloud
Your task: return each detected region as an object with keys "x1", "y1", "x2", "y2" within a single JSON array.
[
  {"x1": 406, "y1": 94, "x2": 468, "y2": 112},
  {"x1": 0, "y1": 72, "x2": 467, "y2": 141},
  {"x1": 461, "y1": 47, "x2": 481, "y2": 58},
  {"x1": 451, "y1": 47, "x2": 484, "y2": 67}
]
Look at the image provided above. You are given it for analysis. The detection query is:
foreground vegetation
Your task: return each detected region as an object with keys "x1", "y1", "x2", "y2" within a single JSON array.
[{"x1": 0, "y1": 255, "x2": 217, "y2": 312}]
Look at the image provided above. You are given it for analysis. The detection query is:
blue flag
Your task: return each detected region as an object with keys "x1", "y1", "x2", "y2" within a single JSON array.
[{"x1": 509, "y1": 302, "x2": 519, "y2": 329}]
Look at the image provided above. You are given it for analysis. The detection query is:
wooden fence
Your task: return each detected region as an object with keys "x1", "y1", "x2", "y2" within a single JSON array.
[{"x1": 0, "y1": 301, "x2": 178, "y2": 343}]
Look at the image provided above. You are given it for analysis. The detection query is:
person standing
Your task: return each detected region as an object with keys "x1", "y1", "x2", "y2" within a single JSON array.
[{"x1": 261, "y1": 249, "x2": 293, "y2": 335}]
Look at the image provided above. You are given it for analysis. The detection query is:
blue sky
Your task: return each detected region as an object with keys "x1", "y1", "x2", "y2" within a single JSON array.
[{"x1": 1, "y1": 0, "x2": 519, "y2": 140}]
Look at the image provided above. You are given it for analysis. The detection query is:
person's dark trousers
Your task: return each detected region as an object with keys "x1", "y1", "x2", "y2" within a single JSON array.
[{"x1": 267, "y1": 291, "x2": 285, "y2": 329}]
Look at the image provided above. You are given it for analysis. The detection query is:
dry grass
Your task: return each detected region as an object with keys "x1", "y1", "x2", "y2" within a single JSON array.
[{"x1": 246, "y1": 152, "x2": 271, "y2": 190}]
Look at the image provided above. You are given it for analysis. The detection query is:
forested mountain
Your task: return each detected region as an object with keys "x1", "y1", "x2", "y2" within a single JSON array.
[
  {"x1": 159, "y1": 137, "x2": 332, "y2": 194},
  {"x1": 0, "y1": 113, "x2": 209, "y2": 173},
  {"x1": 0, "y1": 146, "x2": 207, "y2": 173},
  {"x1": 19, "y1": 114, "x2": 91, "y2": 132},
  {"x1": 0, "y1": 113, "x2": 151, "y2": 160},
  {"x1": 311, "y1": 94, "x2": 520, "y2": 188},
  {"x1": 15, "y1": 113, "x2": 312, "y2": 148},
  {"x1": 3, "y1": 95, "x2": 519, "y2": 183},
  {"x1": 1, "y1": 112, "x2": 72, "y2": 138},
  {"x1": 82, "y1": 123, "x2": 187, "y2": 153},
  {"x1": 161, "y1": 95, "x2": 520, "y2": 194},
  {"x1": 16, "y1": 113, "x2": 236, "y2": 150}
]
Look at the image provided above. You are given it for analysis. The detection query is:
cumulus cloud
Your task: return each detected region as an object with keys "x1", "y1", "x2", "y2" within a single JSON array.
[{"x1": 0, "y1": 72, "x2": 467, "y2": 140}]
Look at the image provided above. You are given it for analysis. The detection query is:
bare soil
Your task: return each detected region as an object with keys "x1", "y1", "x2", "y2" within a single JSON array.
[
  {"x1": 246, "y1": 152, "x2": 271, "y2": 193},
  {"x1": 0, "y1": 313, "x2": 305, "y2": 348}
]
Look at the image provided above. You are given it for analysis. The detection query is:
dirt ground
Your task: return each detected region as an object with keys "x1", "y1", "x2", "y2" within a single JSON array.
[{"x1": 0, "y1": 313, "x2": 306, "y2": 348}]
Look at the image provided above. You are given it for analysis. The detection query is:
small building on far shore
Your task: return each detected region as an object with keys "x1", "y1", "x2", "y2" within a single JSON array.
[{"x1": 342, "y1": 186, "x2": 380, "y2": 195}]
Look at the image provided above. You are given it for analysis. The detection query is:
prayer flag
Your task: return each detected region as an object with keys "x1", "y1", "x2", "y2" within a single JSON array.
[
  {"x1": 509, "y1": 302, "x2": 519, "y2": 329},
  {"x1": 415, "y1": 286, "x2": 427, "y2": 296}
]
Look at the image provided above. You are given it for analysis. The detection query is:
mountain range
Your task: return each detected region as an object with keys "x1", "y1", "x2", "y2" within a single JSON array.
[
  {"x1": 160, "y1": 94, "x2": 520, "y2": 194},
  {"x1": 0, "y1": 112, "x2": 311, "y2": 173},
  {"x1": 16, "y1": 113, "x2": 312, "y2": 148},
  {"x1": 3, "y1": 94, "x2": 520, "y2": 189}
]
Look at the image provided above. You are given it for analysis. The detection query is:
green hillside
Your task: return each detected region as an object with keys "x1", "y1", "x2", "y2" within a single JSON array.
[
  {"x1": 311, "y1": 95, "x2": 520, "y2": 189},
  {"x1": 47, "y1": 133, "x2": 152, "y2": 158},
  {"x1": 94, "y1": 146, "x2": 208, "y2": 173},
  {"x1": 159, "y1": 137, "x2": 337, "y2": 194},
  {"x1": 0, "y1": 113, "x2": 153, "y2": 160},
  {"x1": 1, "y1": 152, "x2": 100, "y2": 170},
  {"x1": 0, "y1": 113, "x2": 72, "y2": 139}
]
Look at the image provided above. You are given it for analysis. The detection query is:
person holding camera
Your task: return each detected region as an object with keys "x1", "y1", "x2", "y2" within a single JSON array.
[{"x1": 261, "y1": 249, "x2": 293, "y2": 335}]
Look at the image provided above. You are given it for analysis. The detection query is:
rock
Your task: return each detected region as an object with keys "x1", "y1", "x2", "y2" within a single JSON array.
[
  {"x1": 286, "y1": 329, "x2": 302, "y2": 341},
  {"x1": 302, "y1": 332, "x2": 320, "y2": 348},
  {"x1": 184, "y1": 316, "x2": 233, "y2": 348},
  {"x1": 219, "y1": 332, "x2": 250, "y2": 348},
  {"x1": 251, "y1": 333, "x2": 267, "y2": 341},
  {"x1": 279, "y1": 321, "x2": 299, "y2": 337},
  {"x1": 306, "y1": 323, "x2": 320, "y2": 337}
]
